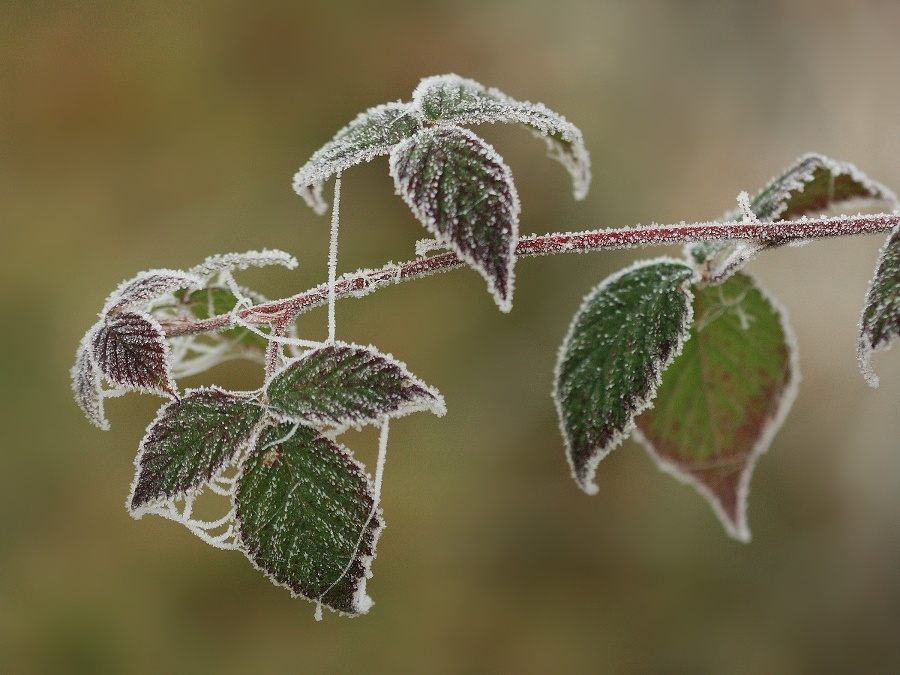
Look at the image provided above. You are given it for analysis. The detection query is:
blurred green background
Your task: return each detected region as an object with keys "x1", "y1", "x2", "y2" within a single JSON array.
[{"x1": 3, "y1": 1, "x2": 900, "y2": 673}]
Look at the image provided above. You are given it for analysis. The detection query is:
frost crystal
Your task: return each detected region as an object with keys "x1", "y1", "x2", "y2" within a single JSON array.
[{"x1": 410, "y1": 74, "x2": 591, "y2": 200}]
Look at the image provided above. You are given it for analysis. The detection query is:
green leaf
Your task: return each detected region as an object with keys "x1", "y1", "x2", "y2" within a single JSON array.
[
  {"x1": 859, "y1": 225, "x2": 900, "y2": 386},
  {"x1": 293, "y1": 102, "x2": 420, "y2": 214},
  {"x1": 411, "y1": 74, "x2": 591, "y2": 200},
  {"x1": 180, "y1": 287, "x2": 270, "y2": 352},
  {"x1": 129, "y1": 387, "x2": 264, "y2": 513},
  {"x1": 390, "y1": 126, "x2": 520, "y2": 311},
  {"x1": 635, "y1": 272, "x2": 798, "y2": 542},
  {"x1": 554, "y1": 260, "x2": 695, "y2": 494},
  {"x1": 236, "y1": 423, "x2": 382, "y2": 616},
  {"x1": 267, "y1": 342, "x2": 446, "y2": 429}
]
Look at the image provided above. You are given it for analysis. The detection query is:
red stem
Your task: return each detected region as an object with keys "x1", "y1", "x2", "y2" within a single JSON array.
[{"x1": 160, "y1": 212, "x2": 900, "y2": 337}]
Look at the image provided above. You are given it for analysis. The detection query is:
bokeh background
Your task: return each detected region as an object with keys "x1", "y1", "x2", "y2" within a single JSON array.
[{"x1": 3, "y1": 1, "x2": 900, "y2": 673}]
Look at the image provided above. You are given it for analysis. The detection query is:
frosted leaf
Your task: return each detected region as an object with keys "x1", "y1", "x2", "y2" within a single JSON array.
[
  {"x1": 635, "y1": 273, "x2": 799, "y2": 542},
  {"x1": 267, "y1": 341, "x2": 446, "y2": 429},
  {"x1": 859, "y1": 225, "x2": 900, "y2": 386},
  {"x1": 746, "y1": 153, "x2": 898, "y2": 223},
  {"x1": 91, "y1": 311, "x2": 176, "y2": 397},
  {"x1": 689, "y1": 153, "x2": 899, "y2": 272},
  {"x1": 293, "y1": 102, "x2": 420, "y2": 214},
  {"x1": 103, "y1": 269, "x2": 203, "y2": 315},
  {"x1": 411, "y1": 74, "x2": 591, "y2": 200},
  {"x1": 554, "y1": 259, "x2": 695, "y2": 494},
  {"x1": 189, "y1": 249, "x2": 298, "y2": 281},
  {"x1": 390, "y1": 126, "x2": 520, "y2": 311},
  {"x1": 71, "y1": 325, "x2": 108, "y2": 430},
  {"x1": 129, "y1": 387, "x2": 265, "y2": 514},
  {"x1": 236, "y1": 423, "x2": 383, "y2": 616}
]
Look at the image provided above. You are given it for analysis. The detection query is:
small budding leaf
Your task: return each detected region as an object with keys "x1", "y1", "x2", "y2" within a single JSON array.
[
  {"x1": 411, "y1": 74, "x2": 591, "y2": 200},
  {"x1": 91, "y1": 311, "x2": 176, "y2": 397},
  {"x1": 129, "y1": 387, "x2": 264, "y2": 513},
  {"x1": 293, "y1": 102, "x2": 420, "y2": 214},
  {"x1": 859, "y1": 225, "x2": 900, "y2": 386},
  {"x1": 267, "y1": 341, "x2": 446, "y2": 429},
  {"x1": 178, "y1": 286, "x2": 270, "y2": 352},
  {"x1": 390, "y1": 126, "x2": 520, "y2": 311},
  {"x1": 635, "y1": 273, "x2": 798, "y2": 542},
  {"x1": 554, "y1": 260, "x2": 695, "y2": 494},
  {"x1": 236, "y1": 423, "x2": 383, "y2": 616},
  {"x1": 71, "y1": 327, "x2": 108, "y2": 430}
]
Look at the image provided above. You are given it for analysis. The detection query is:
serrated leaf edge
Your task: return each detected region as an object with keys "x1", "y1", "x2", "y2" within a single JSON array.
[
  {"x1": 389, "y1": 126, "x2": 520, "y2": 312},
  {"x1": 553, "y1": 257, "x2": 696, "y2": 495},
  {"x1": 857, "y1": 224, "x2": 900, "y2": 387},
  {"x1": 127, "y1": 386, "x2": 265, "y2": 518},
  {"x1": 233, "y1": 426, "x2": 384, "y2": 617},
  {"x1": 267, "y1": 341, "x2": 447, "y2": 433},
  {"x1": 633, "y1": 274, "x2": 800, "y2": 542}
]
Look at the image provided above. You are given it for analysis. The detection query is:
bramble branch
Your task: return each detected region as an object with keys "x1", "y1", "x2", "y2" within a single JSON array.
[{"x1": 160, "y1": 212, "x2": 900, "y2": 337}]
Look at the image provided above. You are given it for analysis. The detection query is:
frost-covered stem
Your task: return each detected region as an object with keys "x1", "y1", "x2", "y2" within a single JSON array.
[
  {"x1": 264, "y1": 316, "x2": 291, "y2": 380},
  {"x1": 160, "y1": 212, "x2": 900, "y2": 337}
]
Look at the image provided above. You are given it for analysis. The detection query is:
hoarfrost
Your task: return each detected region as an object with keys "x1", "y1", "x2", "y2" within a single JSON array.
[
  {"x1": 190, "y1": 249, "x2": 298, "y2": 282},
  {"x1": 410, "y1": 74, "x2": 591, "y2": 200},
  {"x1": 858, "y1": 225, "x2": 900, "y2": 387}
]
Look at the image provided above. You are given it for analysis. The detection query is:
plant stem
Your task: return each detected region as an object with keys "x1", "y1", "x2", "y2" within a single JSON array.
[{"x1": 160, "y1": 212, "x2": 900, "y2": 337}]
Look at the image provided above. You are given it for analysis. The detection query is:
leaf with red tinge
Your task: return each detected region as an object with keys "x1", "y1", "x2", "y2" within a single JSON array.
[
  {"x1": 635, "y1": 273, "x2": 798, "y2": 542},
  {"x1": 267, "y1": 342, "x2": 445, "y2": 429},
  {"x1": 92, "y1": 311, "x2": 176, "y2": 397},
  {"x1": 129, "y1": 387, "x2": 264, "y2": 514},
  {"x1": 71, "y1": 326, "x2": 108, "y2": 430},
  {"x1": 859, "y1": 224, "x2": 900, "y2": 387},
  {"x1": 390, "y1": 126, "x2": 520, "y2": 311},
  {"x1": 236, "y1": 423, "x2": 383, "y2": 616}
]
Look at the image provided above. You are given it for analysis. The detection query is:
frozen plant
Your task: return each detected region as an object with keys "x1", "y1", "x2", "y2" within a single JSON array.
[{"x1": 73, "y1": 74, "x2": 900, "y2": 618}]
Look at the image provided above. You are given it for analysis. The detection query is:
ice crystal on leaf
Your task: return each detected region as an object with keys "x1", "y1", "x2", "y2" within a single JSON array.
[
  {"x1": 71, "y1": 327, "x2": 108, "y2": 429},
  {"x1": 293, "y1": 103, "x2": 420, "y2": 214},
  {"x1": 410, "y1": 74, "x2": 591, "y2": 200},
  {"x1": 635, "y1": 273, "x2": 798, "y2": 541},
  {"x1": 292, "y1": 74, "x2": 590, "y2": 311},
  {"x1": 554, "y1": 259, "x2": 695, "y2": 493},
  {"x1": 189, "y1": 249, "x2": 298, "y2": 281},
  {"x1": 129, "y1": 387, "x2": 264, "y2": 514},
  {"x1": 103, "y1": 269, "x2": 203, "y2": 315},
  {"x1": 859, "y1": 224, "x2": 900, "y2": 386},
  {"x1": 689, "y1": 153, "x2": 899, "y2": 279},
  {"x1": 390, "y1": 126, "x2": 520, "y2": 311},
  {"x1": 267, "y1": 342, "x2": 446, "y2": 430},
  {"x1": 236, "y1": 423, "x2": 383, "y2": 617},
  {"x1": 91, "y1": 311, "x2": 176, "y2": 398}
]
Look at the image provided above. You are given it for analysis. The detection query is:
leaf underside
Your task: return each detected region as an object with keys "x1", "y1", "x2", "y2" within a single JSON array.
[
  {"x1": 104, "y1": 269, "x2": 202, "y2": 314},
  {"x1": 859, "y1": 224, "x2": 900, "y2": 386},
  {"x1": 390, "y1": 126, "x2": 520, "y2": 311},
  {"x1": 91, "y1": 311, "x2": 176, "y2": 397},
  {"x1": 267, "y1": 342, "x2": 445, "y2": 428},
  {"x1": 635, "y1": 272, "x2": 797, "y2": 542},
  {"x1": 129, "y1": 388, "x2": 264, "y2": 512},
  {"x1": 71, "y1": 330, "x2": 107, "y2": 429},
  {"x1": 689, "y1": 153, "x2": 900, "y2": 270},
  {"x1": 236, "y1": 423, "x2": 382, "y2": 616},
  {"x1": 555, "y1": 260, "x2": 695, "y2": 494}
]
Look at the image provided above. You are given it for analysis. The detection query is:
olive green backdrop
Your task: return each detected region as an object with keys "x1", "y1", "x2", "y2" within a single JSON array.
[{"x1": 3, "y1": 1, "x2": 900, "y2": 673}]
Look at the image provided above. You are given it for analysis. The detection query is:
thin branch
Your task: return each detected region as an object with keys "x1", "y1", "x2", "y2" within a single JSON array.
[{"x1": 160, "y1": 212, "x2": 900, "y2": 337}]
